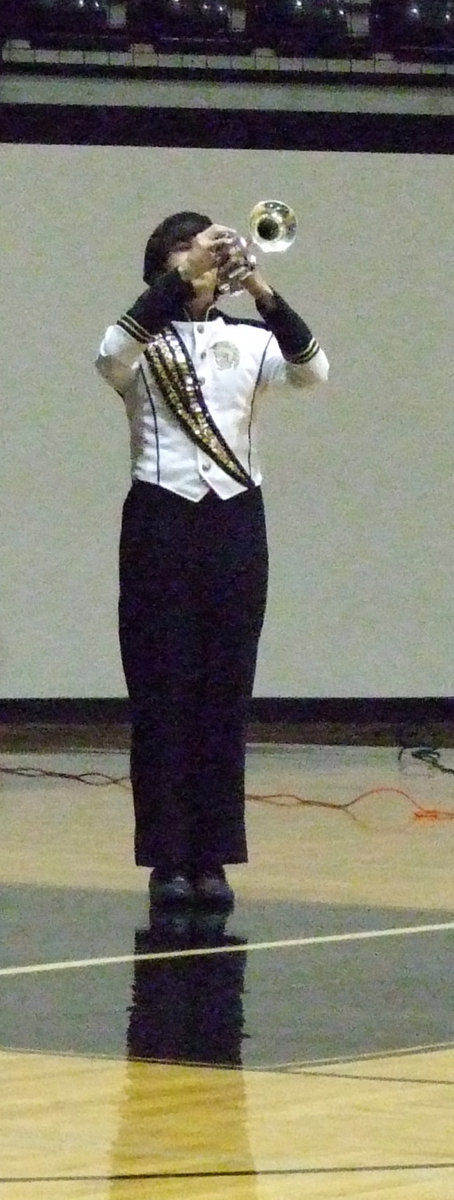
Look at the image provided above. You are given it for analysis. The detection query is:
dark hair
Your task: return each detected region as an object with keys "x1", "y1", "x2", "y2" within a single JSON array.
[{"x1": 143, "y1": 210, "x2": 212, "y2": 283}]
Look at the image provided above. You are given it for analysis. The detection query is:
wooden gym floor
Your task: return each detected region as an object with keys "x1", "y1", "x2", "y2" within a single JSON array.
[{"x1": 1, "y1": 742, "x2": 454, "y2": 1199}]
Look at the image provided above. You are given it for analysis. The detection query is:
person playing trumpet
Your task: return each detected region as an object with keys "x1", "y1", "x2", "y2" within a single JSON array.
[{"x1": 95, "y1": 209, "x2": 329, "y2": 910}]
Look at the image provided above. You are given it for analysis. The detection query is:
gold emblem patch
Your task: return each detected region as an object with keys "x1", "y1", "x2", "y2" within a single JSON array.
[{"x1": 211, "y1": 341, "x2": 240, "y2": 370}]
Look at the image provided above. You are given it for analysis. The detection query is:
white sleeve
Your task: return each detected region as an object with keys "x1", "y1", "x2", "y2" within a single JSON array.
[
  {"x1": 260, "y1": 331, "x2": 330, "y2": 393},
  {"x1": 95, "y1": 321, "x2": 146, "y2": 396},
  {"x1": 95, "y1": 271, "x2": 195, "y2": 396}
]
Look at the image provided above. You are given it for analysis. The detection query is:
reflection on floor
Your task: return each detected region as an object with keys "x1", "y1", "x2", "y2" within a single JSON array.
[
  {"x1": 1, "y1": 744, "x2": 454, "y2": 1197},
  {"x1": 1, "y1": 885, "x2": 454, "y2": 1068}
]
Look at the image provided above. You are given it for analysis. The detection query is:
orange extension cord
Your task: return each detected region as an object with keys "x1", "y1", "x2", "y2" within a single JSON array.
[
  {"x1": 246, "y1": 786, "x2": 454, "y2": 821},
  {"x1": 2, "y1": 748, "x2": 454, "y2": 821},
  {"x1": 245, "y1": 745, "x2": 454, "y2": 822}
]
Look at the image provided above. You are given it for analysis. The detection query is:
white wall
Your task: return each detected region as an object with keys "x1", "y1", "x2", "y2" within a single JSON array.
[{"x1": 1, "y1": 143, "x2": 453, "y2": 697}]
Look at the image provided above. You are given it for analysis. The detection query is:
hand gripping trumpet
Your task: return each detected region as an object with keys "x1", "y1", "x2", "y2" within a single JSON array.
[{"x1": 216, "y1": 200, "x2": 297, "y2": 296}]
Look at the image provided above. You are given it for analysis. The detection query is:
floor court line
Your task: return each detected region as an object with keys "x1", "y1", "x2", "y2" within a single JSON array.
[
  {"x1": 2, "y1": 1164, "x2": 454, "y2": 1182},
  {"x1": 0, "y1": 920, "x2": 453, "y2": 979},
  {"x1": 272, "y1": 1039, "x2": 454, "y2": 1070},
  {"x1": 297, "y1": 1072, "x2": 454, "y2": 1086}
]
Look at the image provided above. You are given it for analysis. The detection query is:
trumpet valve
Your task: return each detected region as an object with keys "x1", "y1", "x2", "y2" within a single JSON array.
[{"x1": 216, "y1": 233, "x2": 256, "y2": 294}]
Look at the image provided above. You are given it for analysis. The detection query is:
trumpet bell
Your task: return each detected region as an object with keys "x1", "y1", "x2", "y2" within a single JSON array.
[{"x1": 249, "y1": 199, "x2": 297, "y2": 253}]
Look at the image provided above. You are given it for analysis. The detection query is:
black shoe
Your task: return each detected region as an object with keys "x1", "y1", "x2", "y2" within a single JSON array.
[
  {"x1": 193, "y1": 868, "x2": 234, "y2": 910},
  {"x1": 148, "y1": 868, "x2": 194, "y2": 906}
]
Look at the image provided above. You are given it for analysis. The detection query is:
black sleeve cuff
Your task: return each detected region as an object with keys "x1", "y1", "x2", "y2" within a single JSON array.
[
  {"x1": 255, "y1": 290, "x2": 320, "y2": 363},
  {"x1": 117, "y1": 269, "x2": 195, "y2": 340}
]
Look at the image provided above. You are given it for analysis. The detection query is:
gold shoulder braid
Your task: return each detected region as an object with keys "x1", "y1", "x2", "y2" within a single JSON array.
[{"x1": 144, "y1": 325, "x2": 254, "y2": 490}]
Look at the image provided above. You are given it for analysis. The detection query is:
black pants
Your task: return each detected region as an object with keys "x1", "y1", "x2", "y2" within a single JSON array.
[{"x1": 119, "y1": 481, "x2": 269, "y2": 869}]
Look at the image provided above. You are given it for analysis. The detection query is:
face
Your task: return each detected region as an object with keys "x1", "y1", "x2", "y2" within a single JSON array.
[
  {"x1": 165, "y1": 238, "x2": 218, "y2": 310},
  {"x1": 165, "y1": 238, "x2": 194, "y2": 273}
]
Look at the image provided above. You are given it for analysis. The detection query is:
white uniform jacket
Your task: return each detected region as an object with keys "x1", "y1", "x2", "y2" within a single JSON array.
[{"x1": 96, "y1": 269, "x2": 329, "y2": 502}]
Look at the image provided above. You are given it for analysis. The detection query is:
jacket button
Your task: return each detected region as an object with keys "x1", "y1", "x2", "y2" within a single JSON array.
[{"x1": 197, "y1": 324, "x2": 205, "y2": 333}]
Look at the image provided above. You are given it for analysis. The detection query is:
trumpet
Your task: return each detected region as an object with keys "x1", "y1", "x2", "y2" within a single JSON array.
[{"x1": 216, "y1": 199, "x2": 297, "y2": 295}]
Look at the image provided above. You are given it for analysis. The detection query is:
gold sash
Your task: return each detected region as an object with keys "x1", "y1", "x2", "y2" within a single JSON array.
[{"x1": 144, "y1": 325, "x2": 254, "y2": 490}]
